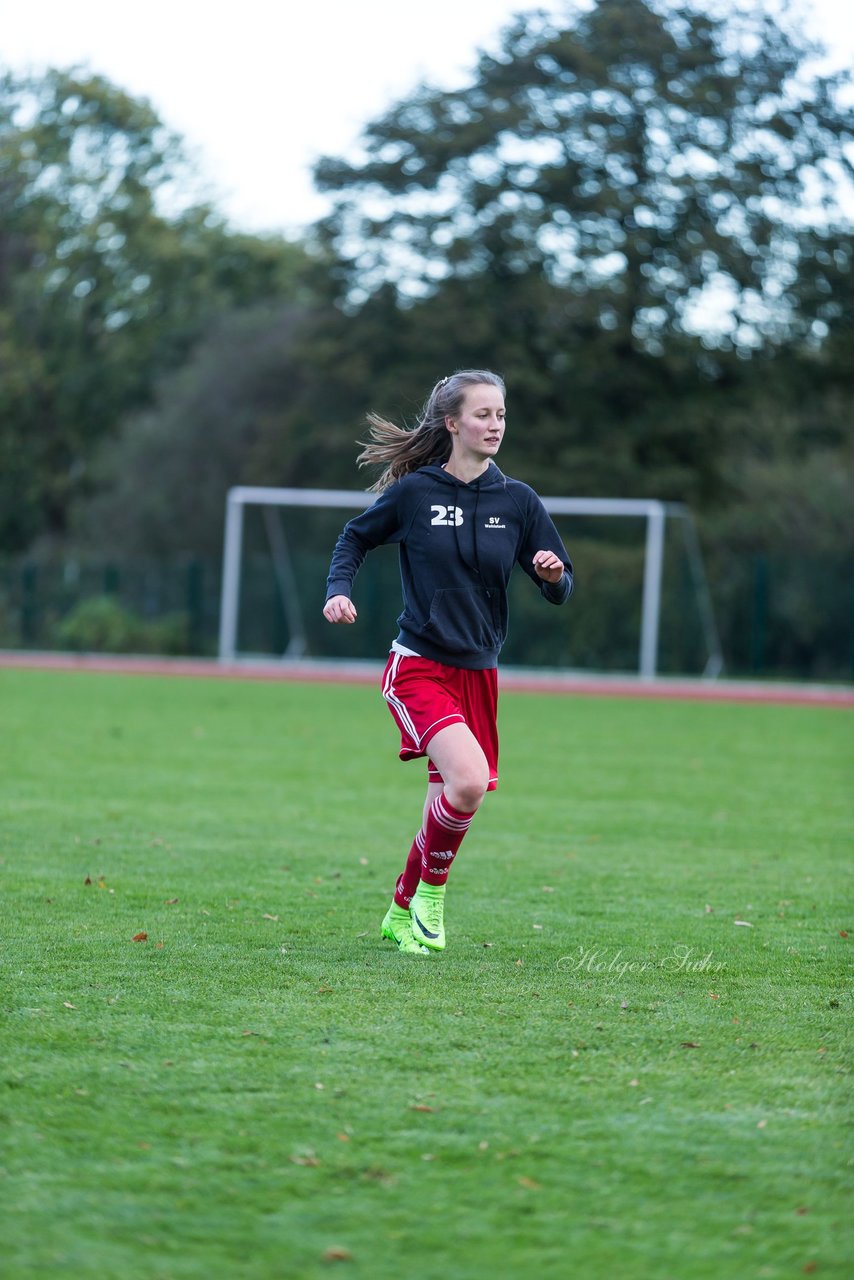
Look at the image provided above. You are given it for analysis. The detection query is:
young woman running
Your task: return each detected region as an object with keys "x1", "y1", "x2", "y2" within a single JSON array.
[{"x1": 323, "y1": 369, "x2": 573, "y2": 955}]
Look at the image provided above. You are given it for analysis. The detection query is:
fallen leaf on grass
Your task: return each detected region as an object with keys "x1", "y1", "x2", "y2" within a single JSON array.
[
  {"x1": 410, "y1": 1105, "x2": 435, "y2": 1112},
  {"x1": 734, "y1": 920, "x2": 753, "y2": 928},
  {"x1": 680, "y1": 1041, "x2": 701, "y2": 1049},
  {"x1": 290, "y1": 1152, "x2": 320, "y2": 1167},
  {"x1": 164, "y1": 897, "x2": 179, "y2": 905},
  {"x1": 262, "y1": 913, "x2": 279, "y2": 921},
  {"x1": 757, "y1": 1119, "x2": 767, "y2": 1128},
  {"x1": 840, "y1": 930, "x2": 848, "y2": 938},
  {"x1": 518, "y1": 1176, "x2": 541, "y2": 1190},
  {"x1": 84, "y1": 876, "x2": 92, "y2": 885},
  {"x1": 63, "y1": 1001, "x2": 77, "y2": 1009},
  {"x1": 132, "y1": 932, "x2": 148, "y2": 942},
  {"x1": 318, "y1": 985, "x2": 333, "y2": 994},
  {"x1": 323, "y1": 1246, "x2": 352, "y2": 1262},
  {"x1": 336, "y1": 1133, "x2": 350, "y2": 1142}
]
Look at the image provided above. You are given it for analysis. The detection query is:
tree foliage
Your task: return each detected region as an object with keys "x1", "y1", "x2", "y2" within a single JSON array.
[
  {"x1": 71, "y1": 304, "x2": 308, "y2": 557},
  {"x1": 315, "y1": 0, "x2": 853, "y2": 350},
  {"x1": 80, "y1": 0, "x2": 853, "y2": 550},
  {"x1": 298, "y1": 0, "x2": 853, "y2": 507},
  {"x1": 0, "y1": 67, "x2": 309, "y2": 550}
]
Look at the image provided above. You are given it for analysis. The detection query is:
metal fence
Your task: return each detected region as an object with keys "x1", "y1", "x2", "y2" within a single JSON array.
[{"x1": 0, "y1": 549, "x2": 851, "y2": 680}]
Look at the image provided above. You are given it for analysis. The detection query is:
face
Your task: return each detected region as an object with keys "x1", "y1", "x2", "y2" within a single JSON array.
[{"x1": 446, "y1": 383, "x2": 506, "y2": 459}]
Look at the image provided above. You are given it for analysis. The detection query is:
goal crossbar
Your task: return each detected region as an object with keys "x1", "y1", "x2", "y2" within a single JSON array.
[{"x1": 218, "y1": 486, "x2": 723, "y2": 679}]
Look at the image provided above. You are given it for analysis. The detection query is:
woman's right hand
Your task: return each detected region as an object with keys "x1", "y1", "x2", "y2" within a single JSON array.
[{"x1": 323, "y1": 595, "x2": 358, "y2": 624}]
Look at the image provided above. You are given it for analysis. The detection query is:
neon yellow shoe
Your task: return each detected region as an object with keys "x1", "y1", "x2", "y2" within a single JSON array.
[
  {"x1": 410, "y1": 882, "x2": 446, "y2": 951},
  {"x1": 381, "y1": 902, "x2": 429, "y2": 956}
]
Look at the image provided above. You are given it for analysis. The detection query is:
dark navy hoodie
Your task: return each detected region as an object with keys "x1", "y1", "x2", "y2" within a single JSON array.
[{"x1": 325, "y1": 462, "x2": 573, "y2": 670}]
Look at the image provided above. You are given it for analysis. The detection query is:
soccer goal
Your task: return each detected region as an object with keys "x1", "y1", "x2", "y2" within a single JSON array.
[{"x1": 217, "y1": 487, "x2": 723, "y2": 678}]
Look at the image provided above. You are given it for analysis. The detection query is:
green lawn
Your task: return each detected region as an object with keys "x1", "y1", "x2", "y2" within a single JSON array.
[{"x1": 1, "y1": 669, "x2": 851, "y2": 1279}]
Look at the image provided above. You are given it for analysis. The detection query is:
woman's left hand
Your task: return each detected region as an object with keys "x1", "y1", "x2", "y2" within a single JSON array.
[{"x1": 532, "y1": 550, "x2": 564, "y2": 583}]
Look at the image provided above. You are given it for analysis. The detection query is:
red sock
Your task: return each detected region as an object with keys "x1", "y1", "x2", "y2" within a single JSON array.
[
  {"x1": 394, "y1": 831, "x2": 425, "y2": 908},
  {"x1": 420, "y1": 794, "x2": 475, "y2": 886}
]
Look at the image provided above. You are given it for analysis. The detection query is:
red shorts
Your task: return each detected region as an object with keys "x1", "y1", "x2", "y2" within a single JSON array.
[{"x1": 381, "y1": 650, "x2": 499, "y2": 790}]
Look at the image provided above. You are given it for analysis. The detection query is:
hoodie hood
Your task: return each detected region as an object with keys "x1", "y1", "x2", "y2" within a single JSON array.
[{"x1": 417, "y1": 460, "x2": 507, "y2": 491}]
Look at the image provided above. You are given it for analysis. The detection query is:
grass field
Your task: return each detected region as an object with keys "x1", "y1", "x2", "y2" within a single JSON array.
[{"x1": 1, "y1": 668, "x2": 851, "y2": 1279}]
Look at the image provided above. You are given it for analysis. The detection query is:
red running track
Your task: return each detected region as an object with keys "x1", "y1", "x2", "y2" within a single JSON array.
[{"x1": 1, "y1": 650, "x2": 852, "y2": 708}]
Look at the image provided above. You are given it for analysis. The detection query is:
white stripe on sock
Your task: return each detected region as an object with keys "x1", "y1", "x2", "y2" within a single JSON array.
[{"x1": 431, "y1": 794, "x2": 472, "y2": 832}]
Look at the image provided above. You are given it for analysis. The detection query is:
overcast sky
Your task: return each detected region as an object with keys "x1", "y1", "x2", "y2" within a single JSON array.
[{"x1": 3, "y1": 0, "x2": 852, "y2": 236}]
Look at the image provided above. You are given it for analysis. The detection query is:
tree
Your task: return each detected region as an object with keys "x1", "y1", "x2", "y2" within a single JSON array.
[
  {"x1": 71, "y1": 304, "x2": 307, "y2": 558},
  {"x1": 303, "y1": 0, "x2": 852, "y2": 503},
  {"x1": 314, "y1": 0, "x2": 852, "y2": 350},
  {"x1": 0, "y1": 68, "x2": 309, "y2": 551}
]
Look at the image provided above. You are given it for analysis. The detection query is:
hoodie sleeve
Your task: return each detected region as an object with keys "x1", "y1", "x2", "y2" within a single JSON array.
[
  {"x1": 517, "y1": 490, "x2": 574, "y2": 605},
  {"x1": 324, "y1": 485, "x2": 403, "y2": 602}
]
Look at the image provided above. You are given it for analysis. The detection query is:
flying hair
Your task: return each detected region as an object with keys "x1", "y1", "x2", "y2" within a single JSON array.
[{"x1": 357, "y1": 369, "x2": 506, "y2": 492}]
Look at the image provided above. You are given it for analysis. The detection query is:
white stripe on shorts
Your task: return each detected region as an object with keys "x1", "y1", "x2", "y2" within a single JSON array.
[{"x1": 382, "y1": 651, "x2": 421, "y2": 745}]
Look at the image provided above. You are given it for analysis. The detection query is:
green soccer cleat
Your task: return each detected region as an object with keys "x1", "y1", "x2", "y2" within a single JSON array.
[
  {"x1": 410, "y1": 882, "x2": 446, "y2": 951},
  {"x1": 381, "y1": 902, "x2": 430, "y2": 956}
]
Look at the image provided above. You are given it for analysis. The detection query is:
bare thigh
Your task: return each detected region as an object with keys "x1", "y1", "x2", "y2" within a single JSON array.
[{"x1": 425, "y1": 722, "x2": 490, "y2": 814}]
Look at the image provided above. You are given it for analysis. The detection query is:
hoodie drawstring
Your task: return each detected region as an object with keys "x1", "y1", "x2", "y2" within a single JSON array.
[{"x1": 451, "y1": 474, "x2": 489, "y2": 598}]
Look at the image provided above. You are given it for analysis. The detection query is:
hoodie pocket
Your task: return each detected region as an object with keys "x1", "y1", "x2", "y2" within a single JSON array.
[{"x1": 424, "y1": 587, "x2": 501, "y2": 652}]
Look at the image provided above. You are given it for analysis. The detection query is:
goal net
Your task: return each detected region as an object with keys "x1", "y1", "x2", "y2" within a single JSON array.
[{"x1": 217, "y1": 487, "x2": 723, "y2": 679}]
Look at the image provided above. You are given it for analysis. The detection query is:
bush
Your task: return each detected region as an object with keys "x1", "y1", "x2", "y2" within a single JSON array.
[{"x1": 56, "y1": 596, "x2": 190, "y2": 655}]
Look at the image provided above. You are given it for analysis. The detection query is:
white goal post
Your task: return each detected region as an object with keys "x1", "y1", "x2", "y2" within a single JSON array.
[{"x1": 218, "y1": 486, "x2": 723, "y2": 679}]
